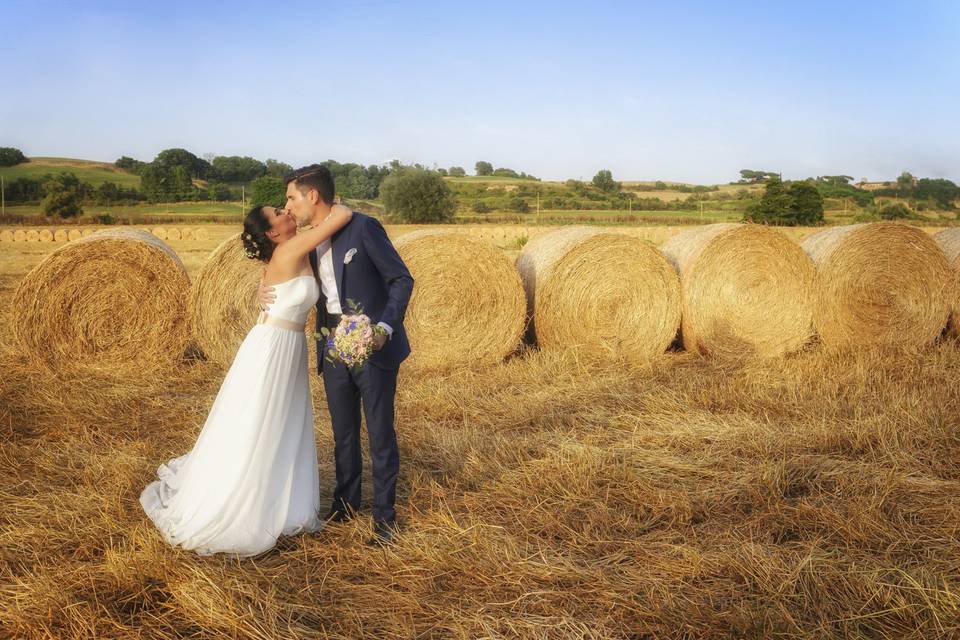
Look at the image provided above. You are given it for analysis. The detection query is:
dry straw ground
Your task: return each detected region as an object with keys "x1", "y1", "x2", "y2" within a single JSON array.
[{"x1": 1, "y1": 225, "x2": 959, "y2": 639}]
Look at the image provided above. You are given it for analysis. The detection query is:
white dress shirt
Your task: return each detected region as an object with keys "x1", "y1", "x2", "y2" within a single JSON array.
[{"x1": 316, "y1": 242, "x2": 393, "y2": 337}]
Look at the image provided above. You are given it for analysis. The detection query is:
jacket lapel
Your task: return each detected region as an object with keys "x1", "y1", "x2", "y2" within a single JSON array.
[{"x1": 331, "y1": 217, "x2": 353, "y2": 309}]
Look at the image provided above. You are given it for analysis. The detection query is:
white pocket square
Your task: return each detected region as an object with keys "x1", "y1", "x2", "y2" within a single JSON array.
[{"x1": 343, "y1": 248, "x2": 357, "y2": 264}]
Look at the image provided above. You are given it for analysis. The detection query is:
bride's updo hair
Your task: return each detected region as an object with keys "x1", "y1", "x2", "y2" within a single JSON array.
[{"x1": 241, "y1": 206, "x2": 275, "y2": 262}]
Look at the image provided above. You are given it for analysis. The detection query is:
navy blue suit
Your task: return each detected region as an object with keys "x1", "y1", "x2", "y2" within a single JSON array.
[{"x1": 311, "y1": 213, "x2": 413, "y2": 522}]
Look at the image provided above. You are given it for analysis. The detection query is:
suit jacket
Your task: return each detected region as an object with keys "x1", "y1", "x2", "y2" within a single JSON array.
[{"x1": 311, "y1": 212, "x2": 414, "y2": 372}]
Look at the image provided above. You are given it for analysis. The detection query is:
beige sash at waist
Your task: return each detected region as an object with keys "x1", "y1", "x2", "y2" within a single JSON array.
[{"x1": 257, "y1": 312, "x2": 306, "y2": 332}]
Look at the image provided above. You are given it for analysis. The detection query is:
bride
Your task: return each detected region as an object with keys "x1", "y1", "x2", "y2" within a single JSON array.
[{"x1": 140, "y1": 203, "x2": 352, "y2": 556}]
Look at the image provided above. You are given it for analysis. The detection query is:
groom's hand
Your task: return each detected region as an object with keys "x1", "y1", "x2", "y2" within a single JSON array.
[
  {"x1": 372, "y1": 332, "x2": 387, "y2": 351},
  {"x1": 257, "y1": 270, "x2": 277, "y2": 311}
]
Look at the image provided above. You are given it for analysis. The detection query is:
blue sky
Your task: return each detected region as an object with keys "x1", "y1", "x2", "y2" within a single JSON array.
[{"x1": 2, "y1": 0, "x2": 958, "y2": 183}]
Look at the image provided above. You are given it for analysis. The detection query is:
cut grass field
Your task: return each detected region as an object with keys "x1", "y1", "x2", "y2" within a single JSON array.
[
  {"x1": 0, "y1": 157, "x2": 141, "y2": 188},
  {"x1": 2, "y1": 201, "x2": 247, "y2": 223},
  {"x1": 1, "y1": 234, "x2": 958, "y2": 638}
]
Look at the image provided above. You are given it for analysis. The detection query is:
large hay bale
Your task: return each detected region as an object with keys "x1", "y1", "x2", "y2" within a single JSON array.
[
  {"x1": 68, "y1": 229, "x2": 82, "y2": 241},
  {"x1": 801, "y1": 222, "x2": 952, "y2": 350},
  {"x1": 166, "y1": 227, "x2": 182, "y2": 241},
  {"x1": 11, "y1": 229, "x2": 191, "y2": 374},
  {"x1": 14, "y1": 229, "x2": 26, "y2": 242},
  {"x1": 660, "y1": 223, "x2": 816, "y2": 357},
  {"x1": 81, "y1": 228, "x2": 94, "y2": 237},
  {"x1": 934, "y1": 227, "x2": 960, "y2": 337},
  {"x1": 38, "y1": 229, "x2": 54, "y2": 242},
  {"x1": 394, "y1": 230, "x2": 526, "y2": 369},
  {"x1": 54, "y1": 229, "x2": 69, "y2": 242},
  {"x1": 26, "y1": 229, "x2": 39, "y2": 242},
  {"x1": 152, "y1": 227, "x2": 168, "y2": 240},
  {"x1": 0, "y1": 229, "x2": 12, "y2": 242},
  {"x1": 516, "y1": 226, "x2": 680, "y2": 361},
  {"x1": 181, "y1": 227, "x2": 195, "y2": 240},
  {"x1": 194, "y1": 228, "x2": 210, "y2": 241},
  {"x1": 188, "y1": 233, "x2": 263, "y2": 366}
]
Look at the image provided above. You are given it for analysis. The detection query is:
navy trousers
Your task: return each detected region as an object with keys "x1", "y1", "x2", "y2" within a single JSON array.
[{"x1": 322, "y1": 358, "x2": 399, "y2": 523}]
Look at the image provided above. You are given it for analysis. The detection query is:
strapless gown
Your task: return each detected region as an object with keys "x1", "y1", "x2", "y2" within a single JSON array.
[{"x1": 140, "y1": 275, "x2": 323, "y2": 556}]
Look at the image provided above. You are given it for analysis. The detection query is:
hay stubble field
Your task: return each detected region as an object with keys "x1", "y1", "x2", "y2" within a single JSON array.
[{"x1": 1, "y1": 224, "x2": 959, "y2": 639}]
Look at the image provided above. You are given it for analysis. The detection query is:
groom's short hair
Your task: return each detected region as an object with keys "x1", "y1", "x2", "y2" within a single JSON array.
[{"x1": 285, "y1": 164, "x2": 335, "y2": 205}]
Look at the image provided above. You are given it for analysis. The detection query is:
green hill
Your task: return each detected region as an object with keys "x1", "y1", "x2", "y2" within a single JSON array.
[{"x1": 0, "y1": 157, "x2": 141, "y2": 188}]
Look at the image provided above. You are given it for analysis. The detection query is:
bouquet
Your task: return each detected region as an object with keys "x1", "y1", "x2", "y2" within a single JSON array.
[{"x1": 316, "y1": 299, "x2": 387, "y2": 370}]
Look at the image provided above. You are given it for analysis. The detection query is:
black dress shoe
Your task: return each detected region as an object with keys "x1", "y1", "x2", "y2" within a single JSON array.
[{"x1": 367, "y1": 520, "x2": 398, "y2": 546}]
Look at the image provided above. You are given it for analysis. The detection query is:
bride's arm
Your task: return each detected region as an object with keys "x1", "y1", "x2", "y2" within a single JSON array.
[{"x1": 277, "y1": 204, "x2": 353, "y2": 260}]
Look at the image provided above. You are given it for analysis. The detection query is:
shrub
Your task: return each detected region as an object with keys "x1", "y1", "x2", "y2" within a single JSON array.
[
  {"x1": 381, "y1": 168, "x2": 456, "y2": 223},
  {"x1": 508, "y1": 197, "x2": 529, "y2": 213},
  {"x1": 879, "y1": 202, "x2": 912, "y2": 220}
]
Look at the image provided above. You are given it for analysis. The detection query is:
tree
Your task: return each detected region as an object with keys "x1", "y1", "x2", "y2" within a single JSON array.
[
  {"x1": 380, "y1": 168, "x2": 456, "y2": 223},
  {"x1": 40, "y1": 173, "x2": 83, "y2": 218},
  {"x1": 879, "y1": 202, "x2": 912, "y2": 219},
  {"x1": 592, "y1": 169, "x2": 621, "y2": 194},
  {"x1": 493, "y1": 167, "x2": 520, "y2": 178},
  {"x1": 250, "y1": 176, "x2": 286, "y2": 207},
  {"x1": 744, "y1": 177, "x2": 823, "y2": 226},
  {"x1": 153, "y1": 148, "x2": 212, "y2": 179},
  {"x1": 788, "y1": 182, "x2": 825, "y2": 225},
  {"x1": 436, "y1": 167, "x2": 448, "y2": 176},
  {"x1": 816, "y1": 175, "x2": 854, "y2": 186},
  {"x1": 475, "y1": 161, "x2": 493, "y2": 176},
  {"x1": 914, "y1": 178, "x2": 959, "y2": 209},
  {"x1": 212, "y1": 155, "x2": 267, "y2": 182},
  {"x1": 448, "y1": 166, "x2": 466, "y2": 177},
  {"x1": 114, "y1": 156, "x2": 144, "y2": 173},
  {"x1": 265, "y1": 158, "x2": 293, "y2": 178},
  {"x1": 739, "y1": 169, "x2": 778, "y2": 184},
  {"x1": 0, "y1": 147, "x2": 26, "y2": 167},
  {"x1": 896, "y1": 171, "x2": 916, "y2": 191}
]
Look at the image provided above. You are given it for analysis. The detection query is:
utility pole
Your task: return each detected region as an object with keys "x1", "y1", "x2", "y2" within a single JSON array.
[{"x1": 1, "y1": 175, "x2": 4, "y2": 217}]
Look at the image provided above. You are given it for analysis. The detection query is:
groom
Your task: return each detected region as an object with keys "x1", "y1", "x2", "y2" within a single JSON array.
[{"x1": 259, "y1": 164, "x2": 414, "y2": 545}]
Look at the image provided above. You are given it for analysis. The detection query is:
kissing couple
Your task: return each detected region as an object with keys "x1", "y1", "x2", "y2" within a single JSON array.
[{"x1": 140, "y1": 164, "x2": 414, "y2": 554}]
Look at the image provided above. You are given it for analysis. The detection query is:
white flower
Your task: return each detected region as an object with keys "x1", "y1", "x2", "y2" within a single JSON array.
[{"x1": 344, "y1": 248, "x2": 358, "y2": 264}]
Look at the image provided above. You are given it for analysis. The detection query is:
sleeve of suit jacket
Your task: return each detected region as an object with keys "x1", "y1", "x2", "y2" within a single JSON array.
[{"x1": 362, "y1": 215, "x2": 414, "y2": 329}]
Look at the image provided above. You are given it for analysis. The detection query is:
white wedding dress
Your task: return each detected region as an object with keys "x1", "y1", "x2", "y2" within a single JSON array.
[{"x1": 141, "y1": 275, "x2": 323, "y2": 556}]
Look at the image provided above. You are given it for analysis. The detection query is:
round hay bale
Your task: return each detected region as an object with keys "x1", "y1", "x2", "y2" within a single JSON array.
[
  {"x1": 26, "y1": 229, "x2": 40, "y2": 242},
  {"x1": 166, "y1": 227, "x2": 182, "y2": 241},
  {"x1": 181, "y1": 227, "x2": 195, "y2": 240},
  {"x1": 68, "y1": 229, "x2": 83, "y2": 241},
  {"x1": 188, "y1": 233, "x2": 264, "y2": 366},
  {"x1": 394, "y1": 230, "x2": 526, "y2": 368},
  {"x1": 801, "y1": 222, "x2": 952, "y2": 350},
  {"x1": 194, "y1": 227, "x2": 210, "y2": 241},
  {"x1": 516, "y1": 226, "x2": 680, "y2": 361},
  {"x1": 14, "y1": 229, "x2": 27, "y2": 242},
  {"x1": 659, "y1": 223, "x2": 816, "y2": 357},
  {"x1": 54, "y1": 229, "x2": 69, "y2": 242},
  {"x1": 934, "y1": 227, "x2": 960, "y2": 338},
  {"x1": 0, "y1": 229, "x2": 13, "y2": 242},
  {"x1": 151, "y1": 227, "x2": 168, "y2": 240},
  {"x1": 81, "y1": 228, "x2": 95, "y2": 237},
  {"x1": 11, "y1": 229, "x2": 191, "y2": 374},
  {"x1": 38, "y1": 228, "x2": 54, "y2": 242}
]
